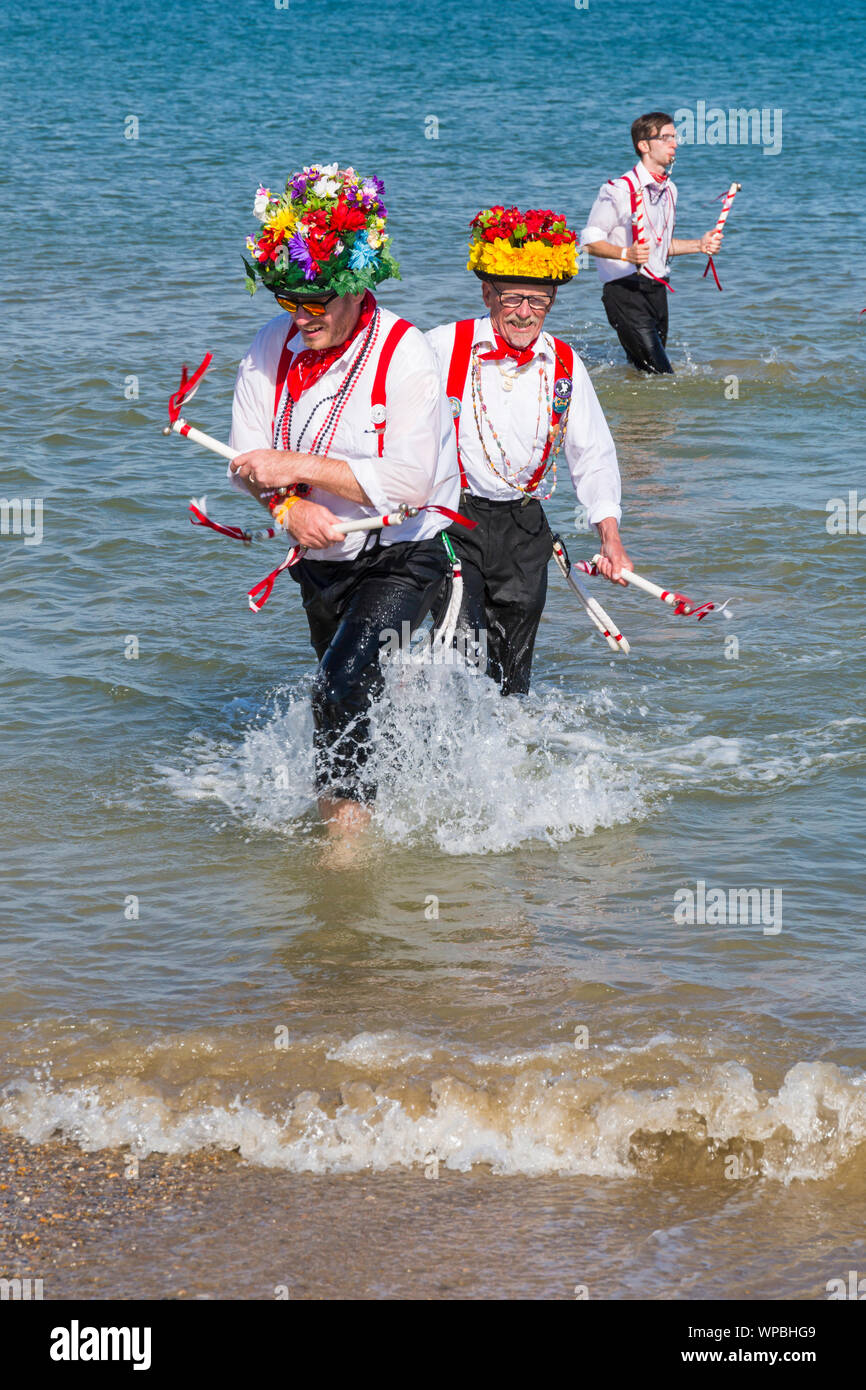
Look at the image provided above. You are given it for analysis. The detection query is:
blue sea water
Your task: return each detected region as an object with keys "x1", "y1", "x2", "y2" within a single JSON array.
[{"x1": 1, "y1": 0, "x2": 865, "y2": 1299}]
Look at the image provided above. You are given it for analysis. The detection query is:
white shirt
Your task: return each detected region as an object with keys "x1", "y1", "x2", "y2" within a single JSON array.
[
  {"x1": 425, "y1": 315, "x2": 621, "y2": 523},
  {"x1": 581, "y1": 163, "x2": 678, "y2": 284},
  {"x1": 228, "y1": 303, "x2": 459, "y2": 562}
]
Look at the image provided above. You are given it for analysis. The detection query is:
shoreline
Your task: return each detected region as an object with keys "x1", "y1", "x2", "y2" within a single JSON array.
[{"x1": 2, "y1": 1131, "x2": 861, "y2": 1301}]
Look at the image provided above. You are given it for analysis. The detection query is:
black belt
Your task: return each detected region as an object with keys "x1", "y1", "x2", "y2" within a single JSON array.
[{"x1": 462, "y1": 492, "x2": 543, "y2": 510}]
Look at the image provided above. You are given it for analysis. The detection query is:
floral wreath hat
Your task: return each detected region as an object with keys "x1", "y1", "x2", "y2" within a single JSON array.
[
  {"x1": 243, "y1": 163, "x2": 401, "y2": 299},
  {"x1": 467, "y1": 206, "x2": 578, "y2": 285}
]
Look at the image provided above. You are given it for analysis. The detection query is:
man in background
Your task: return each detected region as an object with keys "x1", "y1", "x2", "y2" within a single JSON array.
[{"x1": 581, "y1": 112, "x2": 724, "y2": 373}]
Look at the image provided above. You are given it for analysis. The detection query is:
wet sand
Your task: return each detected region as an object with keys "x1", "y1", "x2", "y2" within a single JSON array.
[{"x1": 2, "y1": 1133, "x2": 863, "y2": 1300}]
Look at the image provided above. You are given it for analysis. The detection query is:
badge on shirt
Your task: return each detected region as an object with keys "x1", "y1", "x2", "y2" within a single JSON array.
[
  {"x1": 552, "y1": 378, "x2": 572, "y2": 414},
  {"x1": 449, "y1": 396, "x2": 462, "y2": 418}
]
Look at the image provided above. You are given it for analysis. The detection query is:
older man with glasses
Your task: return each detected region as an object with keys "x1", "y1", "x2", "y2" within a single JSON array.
[
  {"x1": 581, "y1": 112, "x2": 724, "y2": 373},
  {"x1": 227, "y1": 164, "x2": 461, "y2": 838},
  {"x1": 426, "y1": 206, "x2": 631, "y2": 696}
]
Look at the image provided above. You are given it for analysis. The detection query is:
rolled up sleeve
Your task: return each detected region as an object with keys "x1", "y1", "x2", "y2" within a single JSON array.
[
  {"x1": 225, "y1": 352, "x2": 270, "y2": 493},
  {"x1": 226, "y1": 318, "x2": 288, "y2": 493},
  {"x1": 580, "y1": 184, "x2": 625, "y2": 246}
]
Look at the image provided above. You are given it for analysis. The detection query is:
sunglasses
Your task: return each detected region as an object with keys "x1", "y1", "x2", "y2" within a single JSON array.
[{"x1": 275, "y1": 292, "x2": 337, "y2": 316}]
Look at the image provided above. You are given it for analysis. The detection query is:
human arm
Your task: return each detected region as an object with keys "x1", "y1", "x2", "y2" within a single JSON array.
[
  {"x1": 583, "y1": 239, "x2": 649, "y2": 265},
  {"x1": 229, "y1": 327, "x2": 444, "y2": 516},
  {"x1": 229, "y1": 449, "x2": 372, "y2": 505},
  {"x1": 580, "y1": 181, "x2": 649, "y2": 264},
  {"x1": 563, "y1": 361, "x2": 633, "y2": 585},
  {"x1": 594, "y1": 516, "x2": 632, "y2": 584},
  {"x1": 670, "y1": 231, "x2": 723, "y2": 256}
]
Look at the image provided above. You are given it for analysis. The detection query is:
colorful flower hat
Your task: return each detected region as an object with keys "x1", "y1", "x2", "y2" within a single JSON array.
[
  {"x1": 468, "y1": 206, "x2": 578, "y2": 284},
  {"x1": 243, "y1": 164, "x2": 401, "y2": 299}
]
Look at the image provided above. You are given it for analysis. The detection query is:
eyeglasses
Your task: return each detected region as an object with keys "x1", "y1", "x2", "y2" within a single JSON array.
[
  {"x1": 493, "y1": 287, "x2": 554, "y2": 311},
  {"x1": 652, "y1": 133, "x2": 678, "y2": 144},
  {"x1": 275, "y1": 292, "x2": 337, "y2": 316}
]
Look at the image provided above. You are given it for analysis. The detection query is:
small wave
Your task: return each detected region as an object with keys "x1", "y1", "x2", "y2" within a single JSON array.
[{"x1": 3, "y1": 1049, "x2": 865, "y2": 1183}]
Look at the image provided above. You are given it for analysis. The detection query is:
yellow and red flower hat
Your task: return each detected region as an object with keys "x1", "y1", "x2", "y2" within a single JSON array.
[{"x1": 468, "y1": 206, "x2": 578, "y2": 284}]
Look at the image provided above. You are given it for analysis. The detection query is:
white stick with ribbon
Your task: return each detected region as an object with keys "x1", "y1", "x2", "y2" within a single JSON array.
[
  {"x1": 583, "y1": 554, "x2": 732, "y2": 621},
  {"x1": 165, "y1": 417, "x2": 237, "y2": 461},
  {"x1": 551, "y1": 537, "x2": 629, "y2": 654},
  {"x1": 703, "y1": 182, "x2": 741, "y2": 289},
  {"x1": 632, "y1": 183, "x2": 674, "y2": 292}
]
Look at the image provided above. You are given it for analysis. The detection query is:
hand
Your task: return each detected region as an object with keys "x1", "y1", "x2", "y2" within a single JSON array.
[
  {"x1": 231, "y1": 448, "x2": 307, "y2": 490},
  {"x1": 281, "y1": 499, "x2": 346, "y2": 549},
  {"x1": 626, "y1": 243, "x2": 650, "y2": 265},
  {"x1": 699, "y1": 230, "x2": 723, "y2": 255},
  {"x1": 595, "y1": 535, "x2": 633, "y2": 586}
]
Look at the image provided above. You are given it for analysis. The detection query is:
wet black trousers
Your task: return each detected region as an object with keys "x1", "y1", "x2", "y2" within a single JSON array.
[
  {"x1": 602, "y1": 272, "x2": 673, "y2": 374},
  {"x1": 290, "y1": 538, "x2": 447, "y2": 803},
  {"x1": 443, "y1": 493, "x2": 553, "y2": 696}
]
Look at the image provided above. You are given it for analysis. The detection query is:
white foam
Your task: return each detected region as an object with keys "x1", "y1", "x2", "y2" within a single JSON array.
[
  {"x1": 325, "y1": 1031, "x2": 434, "y2": 1068},
  {"x1": 4, "y1": 1058, "x2": 865, "y2": 1183},
  {"x1": 160, "y1": 664, "x2": 647, "y2": 855},
  {"x1": 158, "y1": 664, "x2": 866, "y2": 853}
]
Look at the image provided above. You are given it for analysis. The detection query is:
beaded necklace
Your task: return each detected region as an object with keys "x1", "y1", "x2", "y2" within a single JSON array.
[
  {"x1": 469, "y1": 343, "x2": 570, "y2": 500},
  {"x1": 641, "y1": 180, "x2": 675, "y2": 247},
  {"x1": 273, "y1": 310, "x2": 381, "y2": 455}
]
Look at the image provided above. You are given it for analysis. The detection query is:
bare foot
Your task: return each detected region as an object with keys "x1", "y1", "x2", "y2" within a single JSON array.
[{"x1": 317, "y1": 797, "x2": 371, "y2": 866}]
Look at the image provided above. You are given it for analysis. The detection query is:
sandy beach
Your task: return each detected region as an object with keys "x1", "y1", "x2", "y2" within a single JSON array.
[{"x1": 3, "y1": 1131, "x2": 864, "y2": 1301}]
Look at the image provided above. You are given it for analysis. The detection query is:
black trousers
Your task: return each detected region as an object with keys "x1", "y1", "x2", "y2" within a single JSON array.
[
  {"x1": 441, "y1": 493, "x2": 553, "y2": 696},
  {"x1": 290, "y1": 537, "x2": 447, "y2": 802},
  {"x1": 602, "y1": 272, "x2": 673, "y2": 374}
]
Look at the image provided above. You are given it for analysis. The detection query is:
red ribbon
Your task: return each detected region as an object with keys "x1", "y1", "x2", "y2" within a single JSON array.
[
  {"x1": 478, "y1": 332, "x2": 538, "y2": 368},
  {"x1": 169, "y1": 354, "x2": 213, "y2": 423},
  {"x1": 421, "y1": 504, "x2": 476, "y2": 529},
  {"x1": 189, "y1": 501, "x2": 252, "y2": 542},
  {"x1": 641, "y1": 266, "x2": 674, "y2": 293},
  {"x1": 248, "y1": 548, "x2": 304, "y2": 612},
  {"x1": 671, "y1": 594, "x2": 716, "y2": 619},
  {"x1": 702, "y1": 256, "x2": 723, "y2": 291}
]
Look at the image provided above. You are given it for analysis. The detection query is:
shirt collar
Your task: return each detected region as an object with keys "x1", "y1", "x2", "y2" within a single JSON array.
[{"x1": 635, "y1": 161, "x2": 675, "y2": 194}]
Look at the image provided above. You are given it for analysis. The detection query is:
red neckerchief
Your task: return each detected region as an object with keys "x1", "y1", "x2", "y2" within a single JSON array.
[
  {"x1": 478, "y1": 330, "x2": 539, "y2": 369},
  {"x1": 650, "y1": 170, "x2": 668, "y2": 184},
  {"x1": 285, "y1": 290, "x2": 376, "y2": 402}
]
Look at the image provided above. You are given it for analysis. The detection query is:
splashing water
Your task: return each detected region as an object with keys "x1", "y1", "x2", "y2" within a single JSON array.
[
  {"x1": 161, "y1": 660, "x2": 648, "y2": 854},
  {"x1": 160, "y1": 655, "x2": 866, "y2": 855}
]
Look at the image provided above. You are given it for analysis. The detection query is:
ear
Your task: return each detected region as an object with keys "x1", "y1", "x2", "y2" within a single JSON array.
[{"x1": 481, "y1": 281, "x2": 494, "y2": 310}]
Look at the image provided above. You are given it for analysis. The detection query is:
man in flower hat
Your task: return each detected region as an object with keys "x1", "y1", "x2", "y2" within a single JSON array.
[
  {"x1": 581, "y1": 112, "x2": 724, "y2": 373},
  {"x1": 426, "y1": 206, "x2": 631, "y2": 695},
  {"x1": 227, "y1": 163, "x2": 462, "y2": 835}
]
